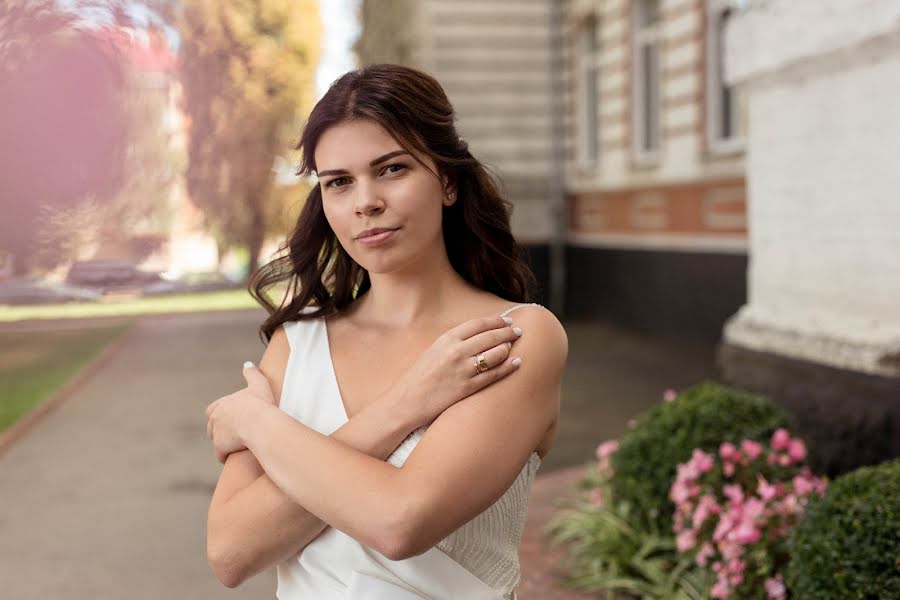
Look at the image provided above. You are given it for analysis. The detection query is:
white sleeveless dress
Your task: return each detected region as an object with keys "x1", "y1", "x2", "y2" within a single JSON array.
[{"x1": 274, "y1": 303, "x2": 544, "y2": 600}]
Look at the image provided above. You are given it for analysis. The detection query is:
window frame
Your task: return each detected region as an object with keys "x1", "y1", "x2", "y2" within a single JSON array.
[
  {"x1": 704, "y1": 0, "x2": 748, "y2": 156},
  {"x1": 630, "y1": 0, "x2": 662, "y2": 166},
  {"x1": 574, "y1": 12, "x2": 602, "y2": 170}
]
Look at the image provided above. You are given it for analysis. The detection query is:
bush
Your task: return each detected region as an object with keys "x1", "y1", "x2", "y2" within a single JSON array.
[
  {"x1": 786, "y1": 460, "x2": 900, "y2": 599},
  {"x1": 671, "y1": 432, "x2": 826, "y2": 599},
  {"x1": 611, "y1": 381, "x2": 791, "y2": 533}
]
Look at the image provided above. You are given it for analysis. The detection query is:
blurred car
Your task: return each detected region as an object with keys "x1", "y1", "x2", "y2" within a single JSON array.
[
  {"x1": 65, "y1": 259, "x2": 163, "y2": 292},
  {"x1": 141, "y1": 271, "x2": 244, "y2": 296},
  {"x1": 0, "y1": 278, "x2": 102, "y2": 305}
]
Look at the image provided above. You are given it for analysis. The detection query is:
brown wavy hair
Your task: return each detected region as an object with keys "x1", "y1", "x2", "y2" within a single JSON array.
[{"x1": 249, "y1": 64, "x2": 538, "y2": 342}]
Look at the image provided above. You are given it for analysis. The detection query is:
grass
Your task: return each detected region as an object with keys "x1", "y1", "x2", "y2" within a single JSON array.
[
  {"x1": 0, "y1": 323, "x2": 134, "y2": 433},
  {"x1": 0, "y1": 288, "x2": 264, "y2": 322}
]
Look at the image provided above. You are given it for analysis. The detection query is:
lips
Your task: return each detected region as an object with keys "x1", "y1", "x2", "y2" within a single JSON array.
[{"x1": 356, "y1": 227, "x2": 398, "y2": 239}]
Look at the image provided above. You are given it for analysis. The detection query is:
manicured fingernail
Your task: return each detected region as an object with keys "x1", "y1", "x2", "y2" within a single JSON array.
[
  {"x1": 502, "y1": 316, "x2": 513, "y2": 324},
  {"x1": 243, "y1": 361, "x2": 255, "y2": 369},
  {"x1": 512, "y1": 327, "x2": 522, "y2": 336},
  {"x1": 511, "y1": 357, "x2": 522, "y2": 367}
]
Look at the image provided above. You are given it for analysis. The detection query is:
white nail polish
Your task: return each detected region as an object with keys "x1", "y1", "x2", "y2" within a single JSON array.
[
  {"x1": 502, "y1": 316, "x2": 513, "y2": 324},
  {"x1": 511, "y1": 357, "x2": 522, "y2": 367},
  {"x1": 513, "y1": 327, "x2": 522, "y2": 336},
  {"x1": 243, "y1": 361, "x2": 255, "y2": 369}
]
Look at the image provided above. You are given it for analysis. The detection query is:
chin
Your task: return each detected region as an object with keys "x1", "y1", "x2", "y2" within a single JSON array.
[{"x1": 357, "y1": 249, "x2": 423, "y2": 276}]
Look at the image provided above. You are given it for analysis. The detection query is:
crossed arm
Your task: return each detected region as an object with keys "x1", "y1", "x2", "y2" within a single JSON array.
[
  {"x1": 207, "y1": 307, "x2": 567, "y2": 586},
  {"x1": 207, "y1": 326, "x2": 427, "y2": 587}
]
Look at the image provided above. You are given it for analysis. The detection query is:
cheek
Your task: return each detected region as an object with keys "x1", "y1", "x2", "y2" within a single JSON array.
[{"x1": 321, "y1": 201, "x2": 348, "y2": 238}]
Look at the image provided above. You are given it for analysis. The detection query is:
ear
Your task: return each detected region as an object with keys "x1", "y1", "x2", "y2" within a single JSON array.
[{"x1": 441, "y1": 175, "x2": 457, "y2": 207}]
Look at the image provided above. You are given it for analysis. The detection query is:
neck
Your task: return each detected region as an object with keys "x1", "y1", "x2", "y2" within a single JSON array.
[{"x1": 354, "y1": 245, "x2": 477, "y2": 329}]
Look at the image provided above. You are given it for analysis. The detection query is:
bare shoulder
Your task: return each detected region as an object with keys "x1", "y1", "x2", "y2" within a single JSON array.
[
  {"x1": 258, "y1": 323, "x2": 291, "y2": 408},
  {"x1": 504, "y1": 305, "x2": 568, "y2": 368}
]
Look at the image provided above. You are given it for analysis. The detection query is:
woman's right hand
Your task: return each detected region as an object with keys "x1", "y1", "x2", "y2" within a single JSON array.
[{"x1": 390, "y1": 316, "x2": 523, "y2": 428}]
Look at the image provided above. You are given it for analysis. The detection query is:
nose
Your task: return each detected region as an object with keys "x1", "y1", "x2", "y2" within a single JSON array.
[{"x1": 353, "y1": 179, "x2": 384, "y2": 216}]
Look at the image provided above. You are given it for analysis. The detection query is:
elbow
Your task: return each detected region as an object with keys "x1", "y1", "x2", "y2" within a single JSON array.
[
  {"x1": 208, "y1": 549, "x2": 247, "y2": 589},
  {"x1": 377, "y1": 538, "x2": 422, "y2": 562},
  {"x1": 371, "y1": 497, "x2": 431, "y2": 561},
  {"x1": 207, "y1": 534, "x2": 249, "y2": 588}
]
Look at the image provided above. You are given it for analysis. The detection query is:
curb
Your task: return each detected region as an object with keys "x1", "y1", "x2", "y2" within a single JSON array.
[{"x1": 0, "y1": 323, "x2": 138, "y2": 458}]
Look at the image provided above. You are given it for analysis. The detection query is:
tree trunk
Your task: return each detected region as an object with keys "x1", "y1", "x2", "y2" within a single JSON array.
[{"x1": 246, "y1": 196, "x2": 266, "y2": 282}]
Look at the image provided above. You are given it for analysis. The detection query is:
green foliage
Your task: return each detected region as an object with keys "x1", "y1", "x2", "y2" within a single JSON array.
[
  {"x1": 786, "y1": 460, "x2": 900, "y2": 599},
  {"x1": 610, "y1": 381, "x2": 791, "y2": 533},
  {"x1": 173, "y1": 0, "x2": 322, "y2": 274},
  {"x1": 549, "y1": 469, "x2": 711, "y2": 600}
]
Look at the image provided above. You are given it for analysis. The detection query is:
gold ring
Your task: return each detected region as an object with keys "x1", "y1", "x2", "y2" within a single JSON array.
[{"x1": 474, "y1": 353, "x2": 489, "y2": 374}]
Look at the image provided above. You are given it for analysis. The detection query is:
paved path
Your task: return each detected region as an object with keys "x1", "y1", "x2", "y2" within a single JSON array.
[{"x1": 0, "y1": 309, "x2": 716, "y2": 599}]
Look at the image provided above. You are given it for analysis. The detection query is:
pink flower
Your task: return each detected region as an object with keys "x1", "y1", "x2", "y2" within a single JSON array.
[
  {"x1": 711, "y1": 578, "x2": 730, "y2": 599},
  {"x1": 693, "y1": 494, "x2": 720, "y2": 528},
  {"x1": 732, "y1": 520, "x2": 761, "y2": 544},
  {"x1": 778, "y1": 454, "x2": 792, "y2": 467},
  {"x1": 696, "y1": 541, "x2": 715, "y2": 567},
  {"x1": 757, "y1": 474, "x2": 779, "y2": 501},
  {"x1": 663, "y1": 388, "x2": 678, "y2": 402},
  {"x1": 765, "y1": 574, "x2": 786, "y2": 599},
  {"x1": 691, "y1": 449, "x2": 715, "y2": 474},
  {"x1": 771, "y1": 428, "x2": 791, "y2": 451},
  {"x1": 723, "y1": 484, "x2": 744, "y2": 505},
  {"x1": 676, "y1": 528, "x2": 697, "y2": 551},
  {"x1": 788, "y1": 438, "x2": 807, "y2": 461},
  {"x1": 719, "y1": 442, "x2": 737, "y2": 461},
  {"x1": 595, "y1": 439, "x2": 619, "y2": 462},
  {"x1": 780, "y1": 493, "x2": 802, "y2": 515},
  {"x1": 792, "y1": 471, "x2": 816, "y2": 496},
  {"x1": 670, "y1": 480, "x2": 699, "y2": 504},
  {"x1": 589, "y1": 487, "x2": 604, "y2": 507},
  {"x1": 741, "y1": 439, "x2": 763, "y2": 461}
]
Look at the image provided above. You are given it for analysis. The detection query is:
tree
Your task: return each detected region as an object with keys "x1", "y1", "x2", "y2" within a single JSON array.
[
  {"x1": 171, "y1": 0, "x2": 321, "y2": 277},
  {"x1": 0, "y1": 0, "x2": 130, "y2": 275}
]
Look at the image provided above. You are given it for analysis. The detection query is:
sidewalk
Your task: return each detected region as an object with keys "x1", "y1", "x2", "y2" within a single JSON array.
[{"x1": 0, "y1": 309, "x2": 717, "y2": 598}]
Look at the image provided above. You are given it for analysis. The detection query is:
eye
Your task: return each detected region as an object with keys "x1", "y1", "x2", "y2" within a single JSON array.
[
  {"x1": 381, "y1": 163, "x2": 408, "y2": 175},
  {"x1": 324, "y1": 176, "x2": 351, "y2": 189}
]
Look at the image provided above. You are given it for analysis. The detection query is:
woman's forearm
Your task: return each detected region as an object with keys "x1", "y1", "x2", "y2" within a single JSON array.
[
  {"x1": 208, "y1": 393, "x2": 420, "y2": 587},
  {"x1": 239, "y1": 403, "x2": 415, "y2": 560}
]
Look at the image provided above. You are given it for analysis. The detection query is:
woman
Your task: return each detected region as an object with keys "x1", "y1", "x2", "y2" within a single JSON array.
[{"x1": 205, "y1": 64, "x2": 568, "y2": 600}]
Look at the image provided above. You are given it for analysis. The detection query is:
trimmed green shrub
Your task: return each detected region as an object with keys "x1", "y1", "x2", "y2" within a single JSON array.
[
  {"x1": 786, "y1": 460, "x2": 900, "y2": 599},
  {"x1": 610, "y1": 380, "x2": 791, "y2": 533}
]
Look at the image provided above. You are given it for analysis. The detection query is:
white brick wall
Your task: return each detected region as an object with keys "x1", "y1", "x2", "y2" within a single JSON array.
[{"x1": 723, "y1": 0, "x2": 900, "y2": 377}]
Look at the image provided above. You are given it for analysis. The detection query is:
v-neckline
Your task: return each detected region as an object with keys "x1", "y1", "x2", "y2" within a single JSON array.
[
  {"x1": 321, "y1": 302, "x2": 534, "y2": 426},
  {"x1": 322, "y1": 316, "x2": 351, "y2": 423}
]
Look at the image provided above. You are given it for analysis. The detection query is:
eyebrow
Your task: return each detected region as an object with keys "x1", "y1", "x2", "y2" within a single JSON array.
[{"x1": 317, "y1": 150, "x2": 411, "y2": 178}]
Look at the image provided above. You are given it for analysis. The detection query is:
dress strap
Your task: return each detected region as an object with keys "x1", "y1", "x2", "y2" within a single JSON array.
[{"x1": 499, "y1": 302, "x2": 542, "y2": 318}]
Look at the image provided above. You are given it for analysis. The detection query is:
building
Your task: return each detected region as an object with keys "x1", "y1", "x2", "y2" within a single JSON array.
[
  {"x1": 355, "y1": 0, "x2": 900, "y2": 472},
  {"x1": 562, "y1": 0, "x2": 749, "y2": 341},
  {"x1": 355, "y1": 0, "x2": 749, "y2": 343},
  {"x1": 355, "y1": 0, "x2": 562, "y2": 308},
  {"x1": 719, "y1": 0, "x2": 900, "y2": 473}
]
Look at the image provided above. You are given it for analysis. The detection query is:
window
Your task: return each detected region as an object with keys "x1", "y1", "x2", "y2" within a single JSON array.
[
  {"x1": 576, "y1": 14, "x2": 601, "y2": 165},
  {"x1": 632, "y1": 0, "x2": 662, "y2": 163},
  {"x1": 705, "y1": 0, "x2": 748, "y2": 153}
]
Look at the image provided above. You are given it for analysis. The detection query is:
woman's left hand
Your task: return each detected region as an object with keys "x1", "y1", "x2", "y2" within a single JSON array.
[{"x1": 205, "y1": 362, "x2": 275, "y2": 463}]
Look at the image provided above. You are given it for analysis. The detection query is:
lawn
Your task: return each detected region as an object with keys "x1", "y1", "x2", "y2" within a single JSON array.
[
  {"x1": 0, "y1": 323, "x2": 134, "y2": 433},
  {"x1": 0, "y1": 288, "x2": 263, "y2": 322}
]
